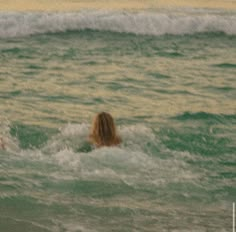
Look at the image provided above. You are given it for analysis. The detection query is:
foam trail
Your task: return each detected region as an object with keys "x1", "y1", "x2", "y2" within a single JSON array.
[{"x1": 0, "y1": 10, "x2": 236, "y2": 38}]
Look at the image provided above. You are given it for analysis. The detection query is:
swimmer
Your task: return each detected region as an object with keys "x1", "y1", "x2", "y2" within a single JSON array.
[
  {"x1": 89, "y1": 112, "x2": 121, "y2": 148},
  {"x1": 0, "y1": 137, "x2": 5, "y2": 150}
]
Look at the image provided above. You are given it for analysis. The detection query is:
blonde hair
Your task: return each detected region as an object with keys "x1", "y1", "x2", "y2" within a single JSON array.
[{"x1": 89, "y1": 112, "x2": 121, "y2": 147}]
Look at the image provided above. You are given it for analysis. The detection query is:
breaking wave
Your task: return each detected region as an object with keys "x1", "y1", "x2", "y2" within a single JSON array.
[{"x1": 0, "y1": 10, "x2": 236, "y2": 38}]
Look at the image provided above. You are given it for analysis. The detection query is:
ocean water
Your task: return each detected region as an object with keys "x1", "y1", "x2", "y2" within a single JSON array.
[{"x1": 0, "y1": 6, "x2": 236, "y2": 232}]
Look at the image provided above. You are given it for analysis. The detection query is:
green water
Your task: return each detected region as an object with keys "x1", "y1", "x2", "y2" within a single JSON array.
[{"x1": 0, "y1": 10, "x2": 236, "y2": 232}]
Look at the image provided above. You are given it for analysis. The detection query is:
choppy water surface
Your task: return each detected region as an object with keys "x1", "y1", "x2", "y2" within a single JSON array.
[{"x1": 0, "y1": 8, "x2": 236, "y2": 232}]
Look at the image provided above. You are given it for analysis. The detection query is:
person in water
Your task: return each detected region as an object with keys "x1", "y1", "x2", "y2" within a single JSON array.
[
  {"x1": 0, "y1": 137, "x2": 5, "y2": 150},
  {"x1": 89, "y1": 112, "x2": 121, "y2": 148}
]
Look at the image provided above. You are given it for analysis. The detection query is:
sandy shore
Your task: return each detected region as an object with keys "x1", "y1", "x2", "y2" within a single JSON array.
[{"x1": 0, "y1": 0, "x2": 236, "y2": 11}]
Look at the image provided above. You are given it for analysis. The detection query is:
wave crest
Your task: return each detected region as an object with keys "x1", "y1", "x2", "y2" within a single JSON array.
[{"x1": 0, "y1": 10, "x2": 236, "y2": 38}]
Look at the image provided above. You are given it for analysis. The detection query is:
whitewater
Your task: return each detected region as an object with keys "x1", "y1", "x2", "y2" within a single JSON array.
[{"x1": 0, "y1": 10, "x2": 236, "y2": 38}]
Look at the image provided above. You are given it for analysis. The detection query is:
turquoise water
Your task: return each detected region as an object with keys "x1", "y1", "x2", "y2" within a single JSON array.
[{"x1": 0, "y1": 9, "x2": 236, "y2": 232}]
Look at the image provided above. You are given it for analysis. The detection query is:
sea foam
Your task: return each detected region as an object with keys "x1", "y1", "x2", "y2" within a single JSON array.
[{"x1": 0, "y1": 10, "x2": 235, "y2": 38}]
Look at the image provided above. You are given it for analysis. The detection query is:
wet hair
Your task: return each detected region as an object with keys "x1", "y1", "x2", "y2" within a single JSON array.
[{"x1": 89, "y1": 112, "x2": 121, "y2": 147}]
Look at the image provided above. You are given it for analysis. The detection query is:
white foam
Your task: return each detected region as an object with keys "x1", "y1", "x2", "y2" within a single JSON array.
[
  {"x1": 49, "y1": 146, "x2": 200, "y2": 187},
  {"x1": 43, "y1": 123, "x2": 90, "y2": 154},
  {"x1": 0, "y1": 123, "x2": 205, "y2": 188},
  {"x1": 43, "y1": 123, "x2": 158, "y2": 154},
  {"x1": 0, "y1": 121, "x2": 20, "y2": 153},
  {"x1": 0, "y1": 10, "x2": 235, "y2": 38}
]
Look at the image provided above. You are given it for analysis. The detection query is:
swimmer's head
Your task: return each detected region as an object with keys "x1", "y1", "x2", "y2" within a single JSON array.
[{"x1": 90, "y1": 112, "x2": 121, "y2": 147}]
